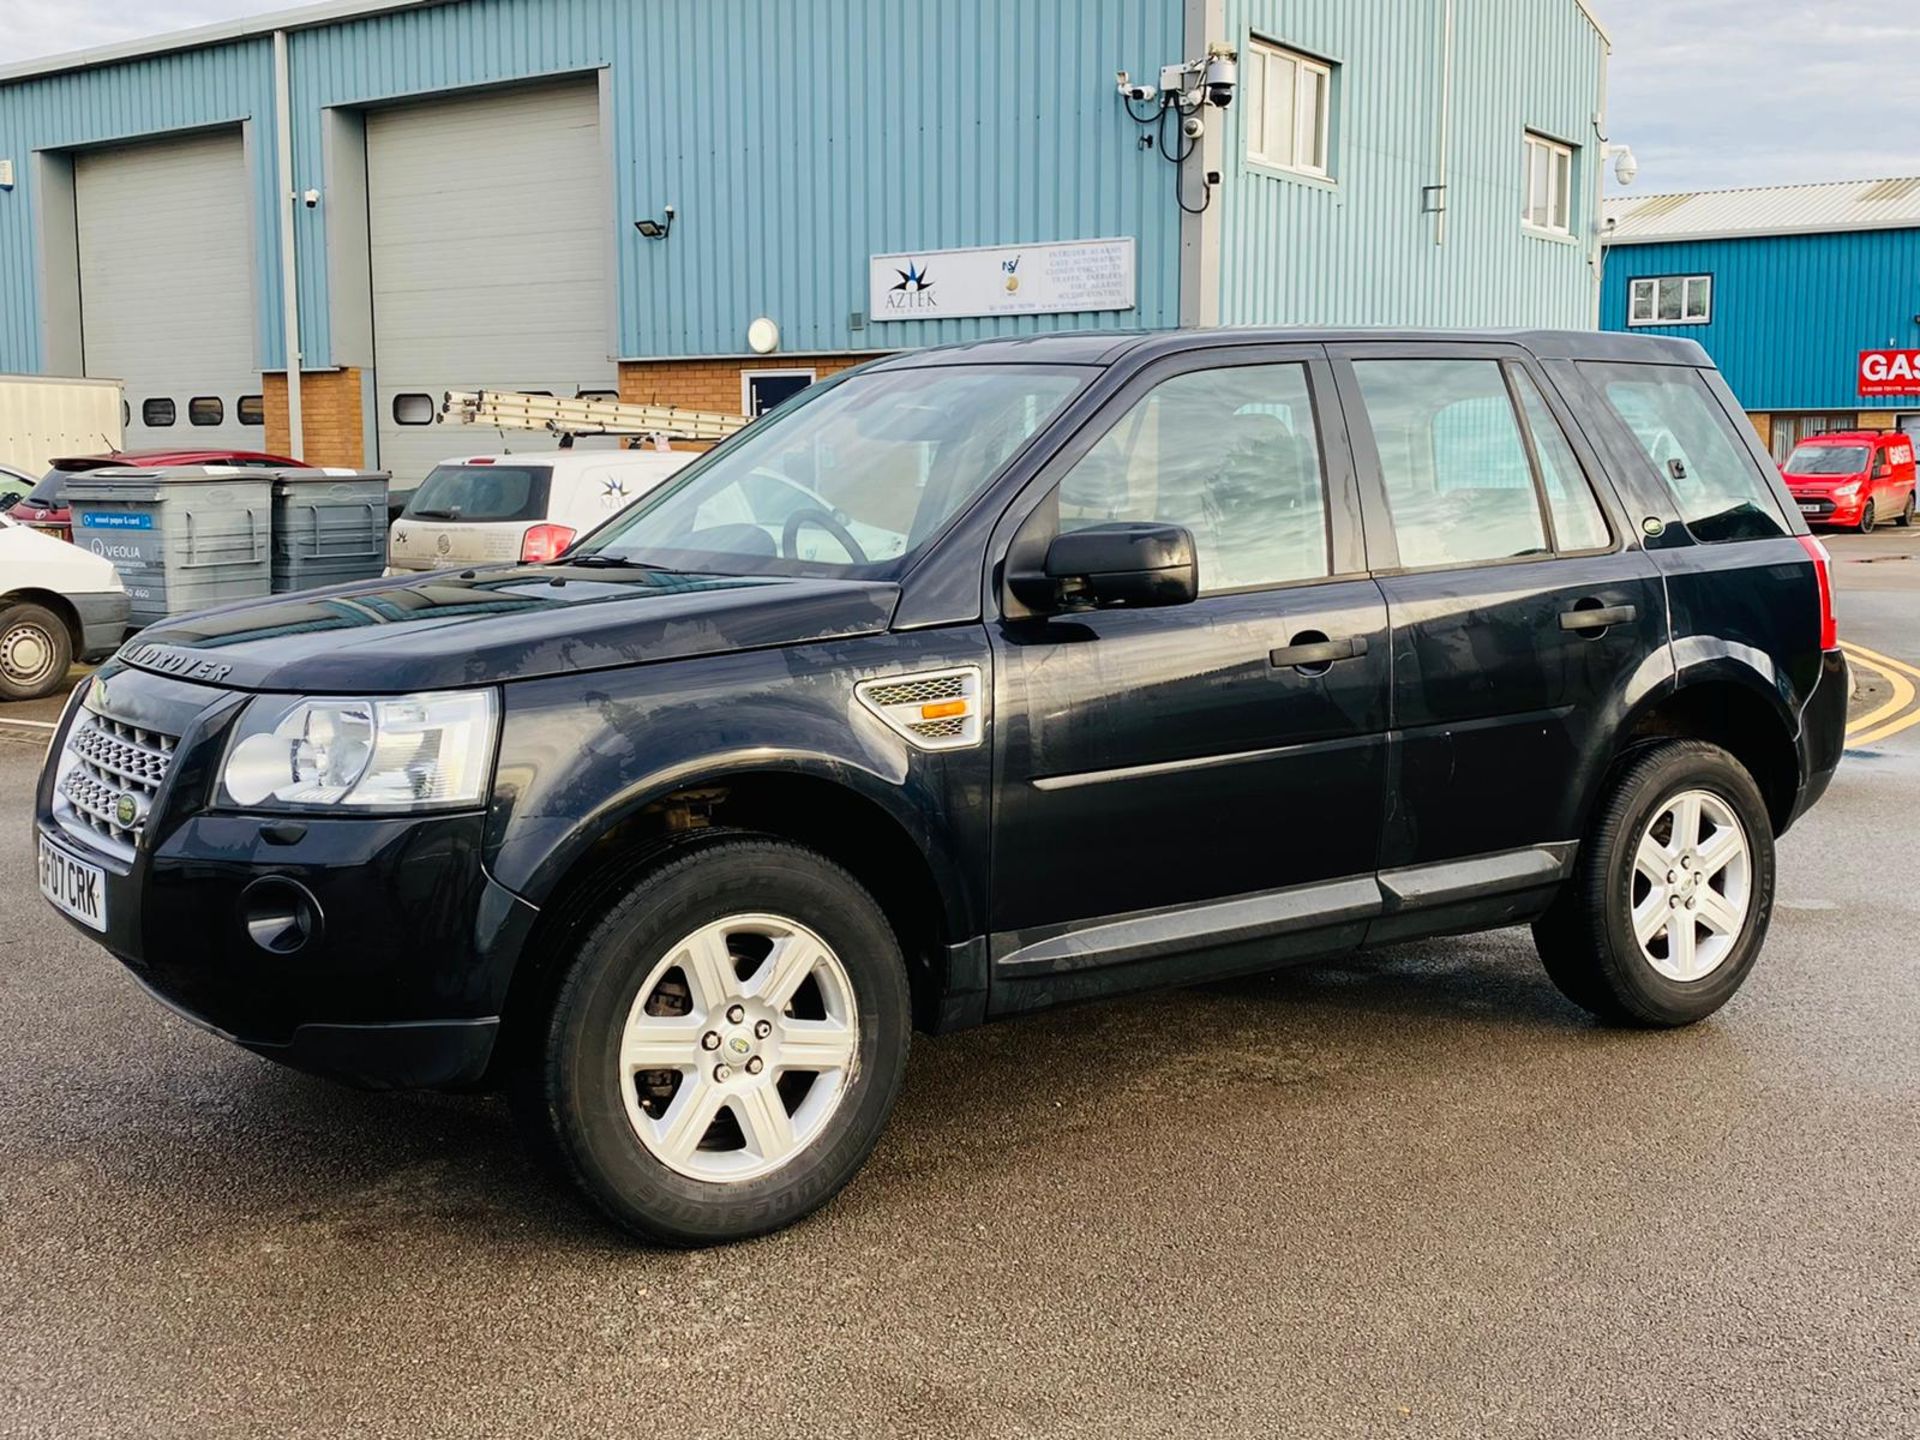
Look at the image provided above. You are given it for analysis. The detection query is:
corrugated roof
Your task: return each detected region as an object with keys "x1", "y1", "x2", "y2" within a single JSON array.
[{"x1": 1604, "y1": 177, "x2": 1920, "y2": 245}]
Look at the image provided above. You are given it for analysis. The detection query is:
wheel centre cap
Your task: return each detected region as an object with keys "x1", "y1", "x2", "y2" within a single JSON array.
[{"x1": 724, "y1": 1033, "x2": 755, "y2": 1060}]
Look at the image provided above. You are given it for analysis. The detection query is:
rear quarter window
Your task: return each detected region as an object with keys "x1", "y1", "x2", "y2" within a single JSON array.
[
  {"x1": 1581, "y1": 363, "x2": 1789, "y2": 543},
  {"x1": 402, "y1": 464, "x2": 552, "y2": 523}
]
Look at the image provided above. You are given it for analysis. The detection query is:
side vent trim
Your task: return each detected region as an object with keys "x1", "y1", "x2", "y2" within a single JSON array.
[{"x1": 855, "y1": 666, "x2": 985, "y2": 752}]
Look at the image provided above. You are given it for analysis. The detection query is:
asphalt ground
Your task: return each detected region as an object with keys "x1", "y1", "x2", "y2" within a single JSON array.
[{"x1": 1, "y1": 531, "x2": 1916, "y2": 1438}]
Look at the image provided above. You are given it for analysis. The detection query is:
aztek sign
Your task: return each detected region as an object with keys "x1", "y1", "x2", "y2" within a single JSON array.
[{"x1": 1858, "y1": 349, "x2": 1920, "y2": 396}]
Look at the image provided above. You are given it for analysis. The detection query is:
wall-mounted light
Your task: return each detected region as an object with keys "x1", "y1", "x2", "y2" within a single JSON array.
[
  {"x1": 634, "y1": 204, "x2": 676, "y2": 240},
  {"x1": 746, "y1": 317, "x2": 780, "y2": 355}
]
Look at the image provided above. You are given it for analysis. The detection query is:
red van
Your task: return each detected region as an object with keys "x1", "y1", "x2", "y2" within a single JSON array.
[{"x1": 1781, "y1": 430, "x2": 1917, "y2": 532}]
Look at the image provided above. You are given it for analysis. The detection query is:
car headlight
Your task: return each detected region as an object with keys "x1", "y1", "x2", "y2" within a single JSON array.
[
  {"x1": 220, "y1": 690, "x2": 497, "y2": 811},
  {"x1": 1835, "y1": 481, "x2": 1862, "y2": 497}
]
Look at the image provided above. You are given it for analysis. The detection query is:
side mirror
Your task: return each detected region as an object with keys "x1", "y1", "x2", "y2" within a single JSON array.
[{"x1": 1015, "y1": 521, "x2": 1198, "y2": 611}]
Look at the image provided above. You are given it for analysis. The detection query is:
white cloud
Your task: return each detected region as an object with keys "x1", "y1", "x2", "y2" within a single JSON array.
[
  {"x1": 1, "y1": 1, "x2": 280, "y2": 66},
  {"x1": 1597, "y1": 0, "x2": 1920, "y2": 192}
]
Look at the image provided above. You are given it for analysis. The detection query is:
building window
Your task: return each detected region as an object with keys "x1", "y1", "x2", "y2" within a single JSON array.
[
  {"x1": 237, "y1": 395, "x2": 266, "y2": 427},
  {"x1": 142, "y1": 398, "x2": 176, "y2": 428},
  {"x1": 1522, "y1": 131, "x2": 1574, "y2": 234},
  {"x1": 743, "y1": 370, "x2": 816, "y2": 418},
  {"x1": 392, "y1": 393, "x2": 435, "y2": 425},
  {"x1": 1629, "y1": 275, "x2": 1712, "y2": 326},
  {"x1": 1247, "y1": 39, "x2": 1333, "y2": 178},
  {"x1": 188, "y1": 396, "x2": 224, "y2": 427}
]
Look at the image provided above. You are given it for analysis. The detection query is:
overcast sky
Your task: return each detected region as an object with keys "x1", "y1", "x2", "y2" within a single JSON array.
[{"x1": 6, "y1": 0, "x2": 1919, "y2": 197}]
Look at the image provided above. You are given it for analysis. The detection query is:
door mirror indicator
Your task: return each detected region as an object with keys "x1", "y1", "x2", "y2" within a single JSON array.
[{"x1": 1014, "y1": 521, "x2": 1199, "y2": 611}]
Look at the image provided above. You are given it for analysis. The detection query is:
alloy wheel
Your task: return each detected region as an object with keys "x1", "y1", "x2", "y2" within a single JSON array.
[
  {"x1": 618, "y1": 913, "x2": 859, "y2": 1182},
  {"x1": 1629, "y1": 789, "x2": 1752, "y2": 982}
]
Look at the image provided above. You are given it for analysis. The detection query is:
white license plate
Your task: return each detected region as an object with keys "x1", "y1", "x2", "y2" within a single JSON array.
[
  {"x1": 1798, "y1": 503, "x2": 1821, "y2": 514},
  {"x1": 38, "y1": 835, "x2": 107, "y2": 932}
]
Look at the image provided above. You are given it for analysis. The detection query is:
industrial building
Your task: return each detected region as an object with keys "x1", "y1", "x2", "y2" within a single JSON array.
[
  {"x1": 1, "y1": 0, "x2": 1609, "y2": 481},
  {"x1": 1602, "y1": 178, "x2": 1920, "y2": 459}
]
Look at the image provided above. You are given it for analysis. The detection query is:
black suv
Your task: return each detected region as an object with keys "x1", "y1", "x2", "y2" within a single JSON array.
[{"x1": 34, "y1": 330, "x2": 1846, "y2": 1244}]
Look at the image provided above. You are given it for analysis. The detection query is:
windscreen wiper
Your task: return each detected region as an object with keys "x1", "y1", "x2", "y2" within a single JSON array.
[{"x1": 561, "y1": 553, "x2": 679, "y2": 572}]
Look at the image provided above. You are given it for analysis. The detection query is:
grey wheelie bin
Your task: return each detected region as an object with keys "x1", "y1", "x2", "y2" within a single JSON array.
[
  {"x1": 268, "y1": 469, "x2": 391, "y2": 593},
  {"x1": 64, "y1": 467, "x2": 272, "y2": 626}
]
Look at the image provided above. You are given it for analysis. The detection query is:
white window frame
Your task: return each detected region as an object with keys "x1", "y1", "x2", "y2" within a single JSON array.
[
  {"x1": 1522, "y1": 131, "x2": 1575, "y2": 236},
  {"x1": 741, "y1": 368, "x2": 817, "y2": 419},
  {"x1": 1246, "y1": 38, "x2": 1333, "y2": 179},
  {"x1": 1628, "y1": 274, "x2": 1713, "y2": 327}
]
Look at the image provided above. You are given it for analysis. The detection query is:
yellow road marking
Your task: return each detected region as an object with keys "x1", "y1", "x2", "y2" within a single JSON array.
[
  {"x1": 1842, "y1": 641, "x2": 1920, "y2": 747},
  {"x1": 1841, "y1": 648, "x2": 1914, "y2": 736}
]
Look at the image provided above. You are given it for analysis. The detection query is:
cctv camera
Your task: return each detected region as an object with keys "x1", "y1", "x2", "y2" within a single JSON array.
[
  {"x1": 1203, "y1": 52, "x2": 1236, "y2": 108},
  {"x1": 1182, "y1": 114, "x2": 1206, "y2": 140},
  {"x1": 1611, "y1": 146, "x2": 1638, "y2": 187},
  {"x1": 301, "y1": 188, "x2": 320, "y2": 208}
]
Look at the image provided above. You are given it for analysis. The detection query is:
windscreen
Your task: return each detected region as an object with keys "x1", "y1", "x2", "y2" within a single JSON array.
[
  {"x1": 403, "y1": 464, "x2": 552, "y2": 524},
  {"x1": 572, "y1": 364, "x2": 1089, "y2": 576},
  {"x1": 1785, "y1": 445, "x2": 1870, "y2": 476}
]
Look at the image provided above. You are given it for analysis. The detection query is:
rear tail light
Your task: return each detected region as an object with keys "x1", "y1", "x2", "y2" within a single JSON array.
[
  {"x1": 1797, "y1": 534, "x2": 1838, "y2": 650},
  {"x1": 520, "y1": 524, "x2": 577, "y2": 564}
]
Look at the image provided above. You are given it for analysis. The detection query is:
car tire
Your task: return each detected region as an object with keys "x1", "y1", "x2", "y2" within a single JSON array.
[
  {"x1": 1857, "y1": 499, "x2": 1877, "y2": 534},
  {"x1": 1898, "y1": 493, "x2": 1915, "y2": 528},
  {"x1": 0, "y1": 601, "x2": 73, "y2": 702},
  {"x1": 1533, "y1": 740, "x2": 1776, "y2": 1027},
  {"x1": 518, "y1": 835, "x2": 911, "y2": 1246}
]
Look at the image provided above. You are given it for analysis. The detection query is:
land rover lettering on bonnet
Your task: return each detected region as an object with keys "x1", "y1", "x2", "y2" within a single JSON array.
[
  {"x1": 124, "y1": 644, "x2": 232, "y2": 684},
  {"x1": 35, "y1": 329, "x2": 1847, "y2": 1246}
]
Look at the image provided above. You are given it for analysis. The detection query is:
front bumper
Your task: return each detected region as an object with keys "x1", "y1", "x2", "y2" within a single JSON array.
[
  {"x1": 1791, "y1": 494, "x2": 1864, "y2": 525},
  {"x1": 33, "y1": 671, "x2": 538, "y2": 1089}
]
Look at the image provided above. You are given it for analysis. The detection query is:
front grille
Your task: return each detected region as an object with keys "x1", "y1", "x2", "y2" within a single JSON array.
[{"x1": 53, "y1": 712, "x2": 179, "y2": 861}]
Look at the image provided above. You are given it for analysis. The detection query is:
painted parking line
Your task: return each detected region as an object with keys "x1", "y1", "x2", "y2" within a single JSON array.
[
  {"x1": 0, "y1": 716, "x2": 57, "y2": 731},
  {"x1": 1842, "y1": 641, "x2": 1920, "y2": 747}
]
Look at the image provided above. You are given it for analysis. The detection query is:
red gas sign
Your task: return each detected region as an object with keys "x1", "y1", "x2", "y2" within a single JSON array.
[{"x1": 1859, "y1": 349, "x2": 1920, "y2": 396}]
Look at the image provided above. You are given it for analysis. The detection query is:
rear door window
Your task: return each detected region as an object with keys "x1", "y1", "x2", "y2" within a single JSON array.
[
  {"x1": 402, "y1": 464, "x2": 552, "y2": 523},
  {"x1": 1352, "y1": 358, "x2": 1551, "y2": 568},
  {"x1": 1582, "y1": 363, "x2": 1789, "y2": 542}
]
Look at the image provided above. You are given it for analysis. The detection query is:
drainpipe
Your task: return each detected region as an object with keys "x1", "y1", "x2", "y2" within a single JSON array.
[
  {"x1": 1434, "y1": 0, "x2": 1455, "y2": 246},
  {"x1": 1590, "y1": 31, "x2": 1613, "y2": 327},
  {"x1": 272, "y1": 29, "x2": 305, "y2": 460}
]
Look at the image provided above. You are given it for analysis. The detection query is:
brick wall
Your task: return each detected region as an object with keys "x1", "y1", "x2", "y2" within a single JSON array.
[
  {"x1": 617, "y1": 355, "x2": 884, "y2": 415},
  {"x1": 264, "y1": 368, "x2": 365, "y2": 467}
]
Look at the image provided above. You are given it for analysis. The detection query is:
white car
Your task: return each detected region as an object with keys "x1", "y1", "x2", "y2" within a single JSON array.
[
  {"x1": 386, "y1": 449, "x2": 693, "y2": 573},
  {"x1": 0, "y1": 511, "x2": 131, "y2": 700}
]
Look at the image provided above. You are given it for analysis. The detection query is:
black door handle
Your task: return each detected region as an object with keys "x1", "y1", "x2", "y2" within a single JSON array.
[
  {"x1": 1559, "y1": 603, "x2": 1637, "y2": 632},
  {"x1": 1270, "y1": 635, "x2": 1369, "y2": 669}
]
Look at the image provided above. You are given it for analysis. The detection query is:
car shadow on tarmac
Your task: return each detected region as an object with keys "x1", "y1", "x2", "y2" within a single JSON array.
[{"x1": 68, "y1": 929, "x2": 1632, "y2": 1250}]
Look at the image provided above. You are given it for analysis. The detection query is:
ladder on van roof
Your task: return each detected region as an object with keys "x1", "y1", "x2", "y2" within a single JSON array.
[{"x1": 442, "y1": 389, "x2": 751, "y2": 446}]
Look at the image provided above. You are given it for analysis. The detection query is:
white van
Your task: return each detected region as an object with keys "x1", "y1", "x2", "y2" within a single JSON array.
[
  {"x1": 0, "y1": 511, "x2": 130, "y2": 700},
  {"x1": 386, "y1": 448, "x2": 692, "y2": 573}
]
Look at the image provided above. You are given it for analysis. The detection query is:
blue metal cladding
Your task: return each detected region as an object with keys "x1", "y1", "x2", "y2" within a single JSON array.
[
  {"x1": 0, "y1": 0, "x2": 1604, "y2": 375},
  {"x1": 0, "y1": 39, "x2": 281, "y2": 373},
  {"x1": 3, "y1": 0, "x2": 1183, "y2": 373},
  {"x1": 1599, "y1": 230, "x2": 1920, "y2": 411},
  {"x1": 1217, "y1": 0, "x2": 1604, "y2": 329}
]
